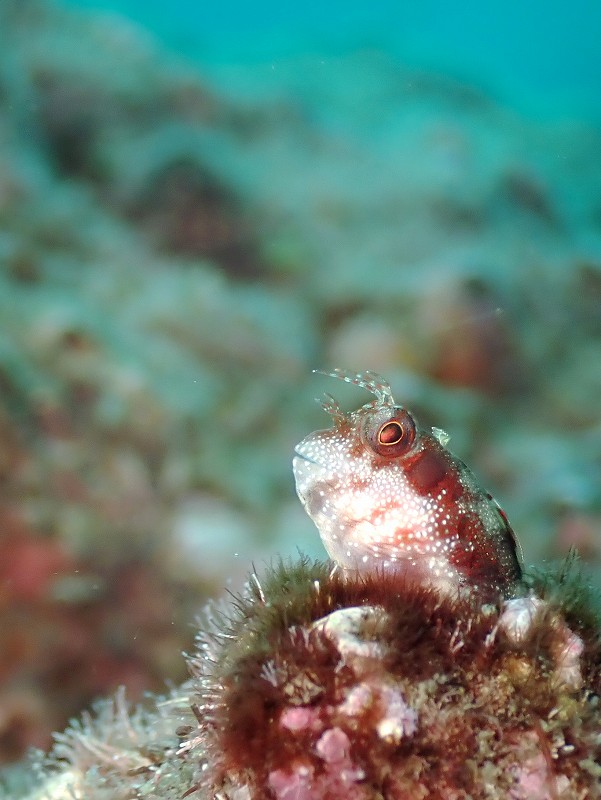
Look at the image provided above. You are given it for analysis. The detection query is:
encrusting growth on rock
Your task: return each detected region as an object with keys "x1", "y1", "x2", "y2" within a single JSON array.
[
  {"x1": 21, "y1": 545, "x2": 601, "y2": 800},
  {"x1": 186, "y1": 557, "x2": 601, "y2": 800}
]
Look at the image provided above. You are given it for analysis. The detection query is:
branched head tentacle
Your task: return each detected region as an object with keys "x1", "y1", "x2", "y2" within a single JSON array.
[
  {"x1": 317, "y1": 392, "x2": 348, "y2": 427},
  {"x1": 313, "y1": 368, "x2": 395, "y2": 407}
]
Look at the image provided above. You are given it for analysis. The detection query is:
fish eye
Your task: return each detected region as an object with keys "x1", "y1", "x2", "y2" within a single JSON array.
[
  {"x1": 378, "y1": 420, "x2": 404, "y2": 445},
  {"x1": 362, "y1": 407, "x2": 417, "y2": 458}
]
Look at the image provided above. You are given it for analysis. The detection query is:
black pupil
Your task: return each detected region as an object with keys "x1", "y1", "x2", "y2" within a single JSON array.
[{"x1": 378, "y1": 421, "x2": 403, "y2": 446}]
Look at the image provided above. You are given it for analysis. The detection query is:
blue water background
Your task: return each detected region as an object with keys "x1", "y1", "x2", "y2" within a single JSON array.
[{"x1": 65, "y1": 0, "x2": 601, "y2": 124}]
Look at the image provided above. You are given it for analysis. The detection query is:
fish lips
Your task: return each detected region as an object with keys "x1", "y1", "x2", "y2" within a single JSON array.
[
  {"x1": 292, "y1": 442, "x2": 329, "y2": 500},
  {"x1": 292, "y1": 451, "x2": 323, "y2": 485}
]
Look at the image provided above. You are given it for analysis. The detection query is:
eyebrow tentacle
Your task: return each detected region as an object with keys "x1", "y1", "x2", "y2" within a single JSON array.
[{"x1": 313, "y1": 368, "x2": 395, "y2": 407}]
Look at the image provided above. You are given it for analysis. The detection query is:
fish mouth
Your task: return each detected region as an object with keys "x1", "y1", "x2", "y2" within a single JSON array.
[{"x1": 293, "y1": 446, "x2": 321, "y2": 466}]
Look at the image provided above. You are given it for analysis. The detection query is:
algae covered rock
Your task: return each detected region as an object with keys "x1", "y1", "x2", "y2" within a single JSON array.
[
  {"x1": 189, "y1": 558, "x2": 601, "y2": 799},
  {"x1": 19, "y1": 557, "x2": 601, "y2": 800}
]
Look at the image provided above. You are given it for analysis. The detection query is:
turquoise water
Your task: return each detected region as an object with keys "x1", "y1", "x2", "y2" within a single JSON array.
[{"x1": 65, "y1": 0, "x2": 601, "y2": 123}]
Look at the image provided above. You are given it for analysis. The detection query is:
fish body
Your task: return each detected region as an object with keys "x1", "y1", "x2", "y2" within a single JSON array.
[{"x1": 293, "y1": 369, "x2": 523, "y2": 600}]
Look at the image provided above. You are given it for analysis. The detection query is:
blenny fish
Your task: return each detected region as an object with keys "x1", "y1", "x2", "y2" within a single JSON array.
[{"x1": 293, "y1": 369, "x2": 523, "y2": 599}]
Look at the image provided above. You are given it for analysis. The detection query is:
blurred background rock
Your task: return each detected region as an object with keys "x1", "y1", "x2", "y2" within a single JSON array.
[{"x1": 0, "y1": 0, "x2": 600, "y2": 765}]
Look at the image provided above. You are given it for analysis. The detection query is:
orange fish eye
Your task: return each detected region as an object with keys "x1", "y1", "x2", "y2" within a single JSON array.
[
  {"x1": 378, "y1": 420, "x2": 404, "y2": 446},
  {"x1": 362, "y1": 407, "x2": 417, "y2": 458}
]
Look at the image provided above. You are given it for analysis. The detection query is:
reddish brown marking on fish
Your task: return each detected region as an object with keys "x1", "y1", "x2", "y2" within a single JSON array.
[{"x1": 293, "y1": 369, "x2": 523, "y2": 600}]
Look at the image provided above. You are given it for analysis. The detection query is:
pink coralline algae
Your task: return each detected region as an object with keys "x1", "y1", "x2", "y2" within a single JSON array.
[
  {"x1": 269, "y1": 728, "x2": 367, "y2": 800},
  {"x1": 509, "y1": 733, "x2": 571, "y2": 800},
  {"x1": 279, "y1": 707, "x2": 321, "y2": 733}
]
